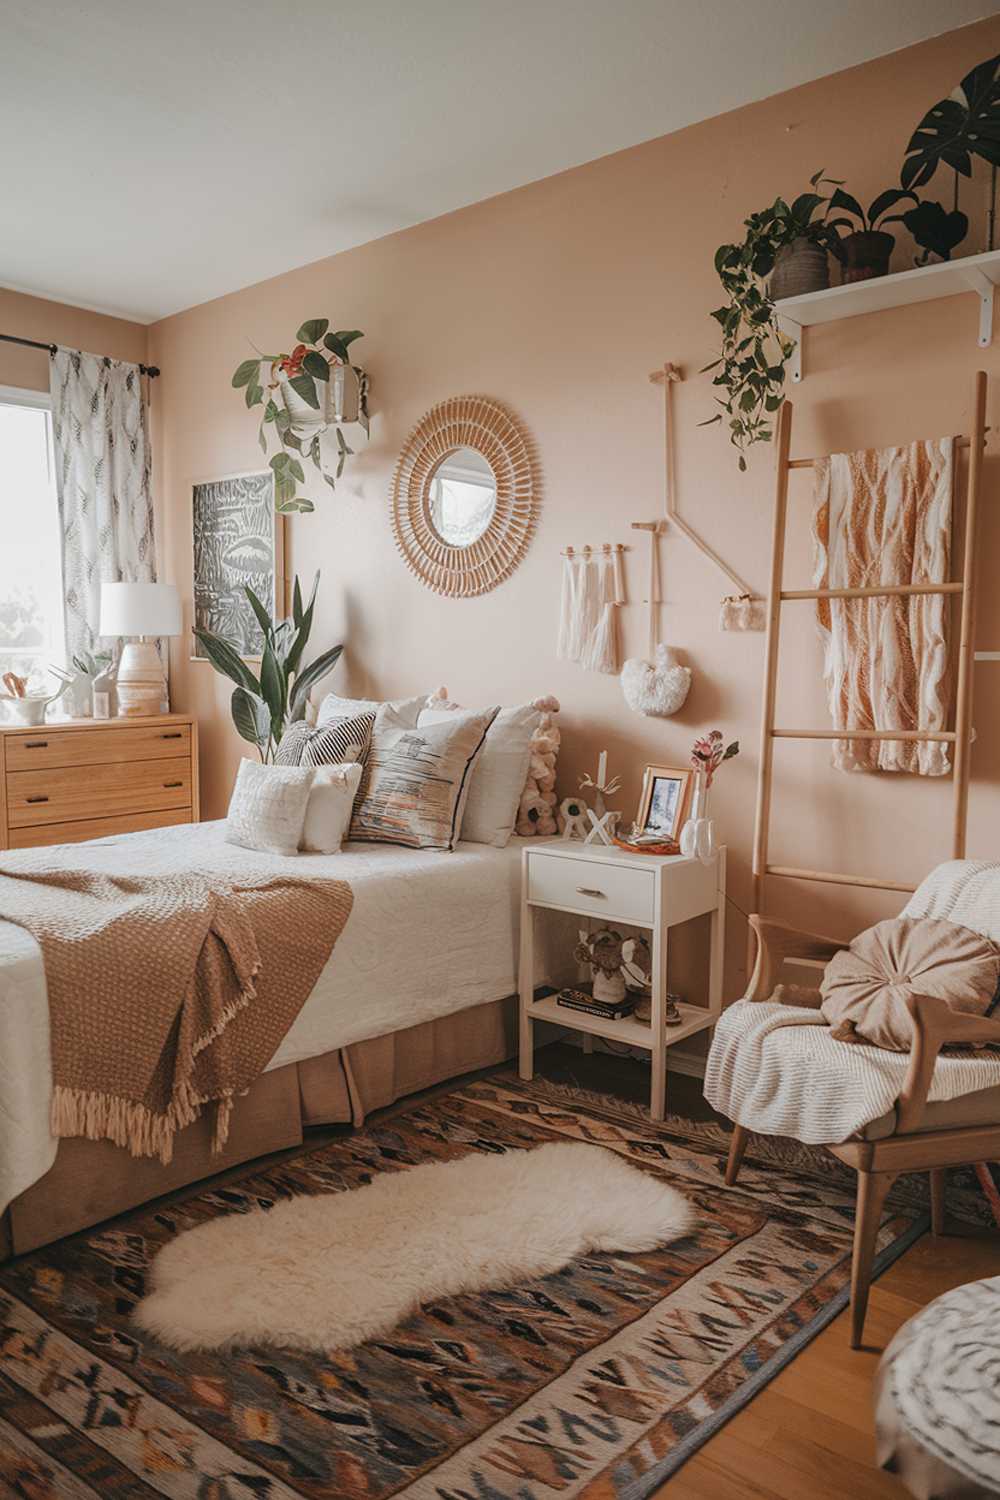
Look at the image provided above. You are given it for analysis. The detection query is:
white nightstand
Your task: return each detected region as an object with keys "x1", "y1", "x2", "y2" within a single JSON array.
[{"x1": 518, "y1": 840, "x2": 726, "y2": 1120}]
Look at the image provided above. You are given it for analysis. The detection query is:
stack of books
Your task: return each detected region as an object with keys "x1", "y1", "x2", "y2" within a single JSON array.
[{"x1": 555, "y1": 986, "x2": 636, "y2": 1020}]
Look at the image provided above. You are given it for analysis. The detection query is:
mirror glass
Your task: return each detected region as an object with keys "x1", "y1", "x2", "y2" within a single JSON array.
[{"x1": 427, "y1": 446, "x2": 497, "y2": 547}]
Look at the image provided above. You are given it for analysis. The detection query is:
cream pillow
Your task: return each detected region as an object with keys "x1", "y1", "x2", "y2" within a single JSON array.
[
  {"x1": 351, "y1": 704, "x2": 499, "y2": 850},
  {"x1": 418, "y1": 702, "x2": 540, "y2": 846},
  {"x1": 820, "y1": 916, "x2": 1000, "y2": 1051},
  {"x1": 300, "y1": 762, "x2": 363, "y2": 854},
  {"x1": 317, "y1": 692, "x2": 425, "y2": 729},
  {"x1": 225, "y1": 759, "x2": 314, "y2": 856}
]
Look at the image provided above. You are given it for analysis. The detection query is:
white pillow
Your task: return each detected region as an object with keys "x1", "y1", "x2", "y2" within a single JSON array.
[
  {"x1": 300, "y1": 762, "x2": 363, "y2": 854},
  {"x1": 418, "y1": 702, "x2": 540, "y2": 846},
  {"x1": 225, "y1": 759, "x2": 314, "y2": 856},
  {"x1": 317, "y1": 692, "x2": 425, "y2": 728}
]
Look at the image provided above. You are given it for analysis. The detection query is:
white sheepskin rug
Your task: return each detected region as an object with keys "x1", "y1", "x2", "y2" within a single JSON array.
[{"x1": 133, "y1": 1141, "x2": 692, "y2": 1353}]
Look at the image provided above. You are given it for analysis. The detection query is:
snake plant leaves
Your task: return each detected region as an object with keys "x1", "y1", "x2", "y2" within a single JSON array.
[
  {"x1": 902, "y1": 53, "x2": 1000, "y2": 190},
  {"x1": 296, "y1": 318, "x2": 329, "y2": 345}
]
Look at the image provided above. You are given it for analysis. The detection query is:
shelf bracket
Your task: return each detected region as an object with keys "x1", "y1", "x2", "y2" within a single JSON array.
[
  {"x1": 776, "y1": 315, "x2": 802, "y2": 382},
  {"x1": 960, "y1": 267, "x2": 995, "y2": 348}
]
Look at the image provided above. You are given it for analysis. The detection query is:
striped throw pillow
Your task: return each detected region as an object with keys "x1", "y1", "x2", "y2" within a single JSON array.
[{"x1": 275, "y1": 711, "x2": 376, "y2": 768}]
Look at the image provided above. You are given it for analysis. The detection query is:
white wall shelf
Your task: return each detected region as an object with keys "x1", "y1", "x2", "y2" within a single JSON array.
[{"x1": 774, "y1": 248, "x2": 1000, "y2": 382}]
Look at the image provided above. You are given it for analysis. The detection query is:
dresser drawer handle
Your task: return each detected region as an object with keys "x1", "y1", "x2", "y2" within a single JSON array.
[
  {"x1": 25, "y1": 795, "x2": 49, "y2": 804},
  {"x1": 161, "y1": 732, "x2": 183, "y2": 739},
  {"x1": 24, "y1": 740, "x2": 48, "y2": 749},
  {"x1": 164, "y1": 780, "x2": 184, "y2": 788},
  {"x1": 576, "y1": 886, "x2": 606, "y2": 899}
]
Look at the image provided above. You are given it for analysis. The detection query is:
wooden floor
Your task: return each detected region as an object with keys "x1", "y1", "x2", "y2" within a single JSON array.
[{"x1": 534, "y1": 1044, "x2": 1000, "y2": 1498}]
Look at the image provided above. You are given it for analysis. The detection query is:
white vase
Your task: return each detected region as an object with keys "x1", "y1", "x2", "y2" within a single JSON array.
[{"x1": 680, "y1": 771, "x2": 716, "y2": 865}]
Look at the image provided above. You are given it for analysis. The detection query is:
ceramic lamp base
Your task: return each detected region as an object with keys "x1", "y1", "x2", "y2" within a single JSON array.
[{"x1": 116, "y1": 640, "x2": 166, "y2": 717}]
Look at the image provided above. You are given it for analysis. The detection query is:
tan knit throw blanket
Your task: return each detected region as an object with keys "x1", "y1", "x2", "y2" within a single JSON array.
[
  {"x1": 812, "y1": 437, "x2": 954, "y2": 776},
  {"x1": 0, "y1": 858, "x2": 353, "y2": 1162}
]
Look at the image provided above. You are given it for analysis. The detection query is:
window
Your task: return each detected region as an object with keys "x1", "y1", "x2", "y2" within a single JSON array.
[{"x1": 0, "y1": 387, "x2": 65, "y2": 686}]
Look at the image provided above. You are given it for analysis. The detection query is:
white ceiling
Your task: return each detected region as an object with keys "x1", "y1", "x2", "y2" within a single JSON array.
[{"x1": 2, "y1": 1, "x2": 997, "y2": 324}]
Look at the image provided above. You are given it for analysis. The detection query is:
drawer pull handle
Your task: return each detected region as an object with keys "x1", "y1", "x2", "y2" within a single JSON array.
[
  {"x1": 164, "y1": 780, "x2": 184, "y2": 788},
  {"x1": 576, "y1": 886, "x2": 606, "y2": 899},
  {"x1": 24, "y1": 740, "x2": 48, "y2": 749},
  {"x1": 26, "y1": 795, "x2": 49, "y2": 804},
  {"x1": 161, "y1": 732, "x2": 183, "y2": 739}
]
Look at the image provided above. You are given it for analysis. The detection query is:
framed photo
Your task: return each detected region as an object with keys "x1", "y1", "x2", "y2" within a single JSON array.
[
  {"x1": 636, "y1": 765, "x2": 693, "y2": 841},
  {"x1": 191, "y1": 470, "x2": 285, "y2": 661}
]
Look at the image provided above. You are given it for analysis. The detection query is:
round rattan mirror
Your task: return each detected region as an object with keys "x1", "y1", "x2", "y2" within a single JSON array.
[{"x1": 390, "y1": 395, "x2": 539, "y2": 597}]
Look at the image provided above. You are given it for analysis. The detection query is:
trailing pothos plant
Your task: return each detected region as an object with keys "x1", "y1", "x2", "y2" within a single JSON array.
[
  {"x1": 192, "y1": 571, "x2": 342, "y2": 762},
  {"x1": 232, "y1": 319, "x2": 368, "y2": 514},
  {"x1": 703, "y1": 172, "x2": 843, "y2": 469}
]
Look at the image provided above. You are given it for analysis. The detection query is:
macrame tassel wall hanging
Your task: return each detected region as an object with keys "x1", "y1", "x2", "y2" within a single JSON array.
[{"x1": 558, "y1": 545, "x2": 626, "y2": 674}]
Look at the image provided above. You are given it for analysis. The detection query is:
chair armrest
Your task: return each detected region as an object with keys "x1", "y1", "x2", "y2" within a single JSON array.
[
  {"x1": 895, "y1": 994, "x2": 1000, "y2": 1133},
  {"x1": 745, "y1": 914, "x2": 848, "y2": 1001}
]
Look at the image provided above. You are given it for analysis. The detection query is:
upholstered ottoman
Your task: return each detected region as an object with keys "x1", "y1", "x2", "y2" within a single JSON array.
[{"x1": 875, "y1": 1276, "x2": 1000, "y2": 1497}]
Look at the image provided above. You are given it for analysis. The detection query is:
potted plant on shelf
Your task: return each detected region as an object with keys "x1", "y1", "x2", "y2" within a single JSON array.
[
  {"x1": 823, "y1": 187, "x2": 917, "y2": 281},
  {"x1": 901, "y1": 52, "x2": 1000, "y2": 251},
  {"x1": 192, "y1": 571, "x2": 343, "y2": 762},
  {"x1": 901, "y1": 199, "x2": 969, "y2": 265},
  {"x1": 704, "y1": 172, "x2": 843, "y2": 469},
  {"x1": 232, "y1": 321, "x2": 369, "y2": 514}
]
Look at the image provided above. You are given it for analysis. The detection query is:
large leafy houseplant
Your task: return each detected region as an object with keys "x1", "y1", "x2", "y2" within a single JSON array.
[
  {"x1": 823, "y1": 187, "x2": 917, "y2": 280},
  {"x1": 193, "y1": 572, "x2": 342, "y2": 761},
  {"x1": 901, "y1": 52, "x2": 1000, "y2": 254},
  {"x1": 232, "y1": 320, "x2": 369, "y2": 514},
  {"x1": 704, "y1": 172, "x2": 843, "y2": 469}
]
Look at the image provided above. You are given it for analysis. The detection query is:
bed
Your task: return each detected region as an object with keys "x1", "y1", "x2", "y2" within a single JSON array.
[{"x1": 1, "y1": 821, "x2": 566, "y2": 1257}]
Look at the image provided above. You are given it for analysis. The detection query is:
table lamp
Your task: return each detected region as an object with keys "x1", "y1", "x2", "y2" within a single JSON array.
[{"x1": 98, "y1": 582, "x2": 181, "y2": 716}]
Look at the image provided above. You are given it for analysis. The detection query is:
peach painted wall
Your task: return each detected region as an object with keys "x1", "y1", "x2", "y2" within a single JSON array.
[
  {"x1": 0, "y1": 288, "x2": 148, "y2": 393},
  {"x1": 148, "y1": 16, "x2": 1000, "y2": 1002}
]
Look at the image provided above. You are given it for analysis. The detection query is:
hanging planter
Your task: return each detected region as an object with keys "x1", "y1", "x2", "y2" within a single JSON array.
[
  {"x1": 769, "y1": 236, "x2": 831, "y2": 299},
  {"x1": 232, "y1": 320, "x2": 369, "y2": 513}
]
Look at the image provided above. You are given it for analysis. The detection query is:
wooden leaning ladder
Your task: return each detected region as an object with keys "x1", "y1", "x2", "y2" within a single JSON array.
[{"x1": 752, "y1": 370, "x2": 989, "y2": 916}]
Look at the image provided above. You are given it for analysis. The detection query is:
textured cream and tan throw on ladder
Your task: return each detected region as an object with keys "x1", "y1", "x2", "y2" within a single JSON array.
[
  {"x1": 812, "y1": 437, "x2": 954, "y2": 775},
  {"x1": 0, "y1": 853, "x2": 353, "y2": 1162}
]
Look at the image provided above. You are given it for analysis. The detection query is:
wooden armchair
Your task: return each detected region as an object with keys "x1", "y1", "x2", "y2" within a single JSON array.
[{"x1": 725, "y1": 915, "x2": 1000, "y2": 1348}]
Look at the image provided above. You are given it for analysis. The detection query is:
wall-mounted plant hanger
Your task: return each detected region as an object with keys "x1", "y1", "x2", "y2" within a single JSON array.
[
  {"x1": 232, "y1": 319, "x2": 369, "y2": 513},
  {"x1": 639, "y1": 363, "x2": 765, "y2": 631}
]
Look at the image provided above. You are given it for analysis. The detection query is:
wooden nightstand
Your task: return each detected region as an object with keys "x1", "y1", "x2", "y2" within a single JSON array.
[{"x1": 518, "y1": 840, "x2": 726, "y2": 1120}]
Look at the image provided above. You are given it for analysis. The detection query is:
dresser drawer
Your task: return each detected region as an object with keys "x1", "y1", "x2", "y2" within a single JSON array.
[
  {"x1": 526, "y1": 852, "x2": 655, "y2": 925},
  {"x1": 6, "y1": 757, "x2": 192, "y2": 828},
  {"x1": 4, "y1": 722, "x2": 191, "y2": 772},
  {"x1": 9, "y1": 807, "x2": 193, "y2": 849}
]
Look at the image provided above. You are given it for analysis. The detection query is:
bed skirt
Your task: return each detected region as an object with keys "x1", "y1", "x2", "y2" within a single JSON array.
[{"x1": 1, "y1": 996, "x2": 517, "y2": 1259}]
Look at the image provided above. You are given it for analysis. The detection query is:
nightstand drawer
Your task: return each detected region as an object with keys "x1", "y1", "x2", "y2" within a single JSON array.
[{"x1": 527, "y1": 853, "x2": 655, "y2": 925}]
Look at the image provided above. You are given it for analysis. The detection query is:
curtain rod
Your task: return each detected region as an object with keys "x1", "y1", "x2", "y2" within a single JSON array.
[{"x1": 0, "y1": 331, "x2": 160, "y2": 378}]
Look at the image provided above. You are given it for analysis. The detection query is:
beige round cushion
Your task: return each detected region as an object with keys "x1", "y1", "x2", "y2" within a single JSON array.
[{"x1": 820, "y1": 916, "x2": 1000, "y2": 1051}]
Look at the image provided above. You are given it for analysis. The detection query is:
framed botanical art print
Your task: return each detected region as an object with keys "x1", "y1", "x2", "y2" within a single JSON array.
[
  {"x1": 636, "y1": 765, "x2": 693, "y2": 842},
  {"x1": 191, "y1": 470, "x2": 284, "y2": 661}
]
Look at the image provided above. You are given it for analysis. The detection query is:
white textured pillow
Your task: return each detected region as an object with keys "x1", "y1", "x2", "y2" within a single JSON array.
[
  {"x1": 418, "y1": 702, "x2": 540, "y2": 846},
  {"x1": 225, "y1": 759, "x2": 314, "y2": 856},
  {"x1": 301, "y1": 762, "x2": 363, "y2": 854},
  {"x1": 317, "y1": 692, "x2": 425, "y2": 728}
]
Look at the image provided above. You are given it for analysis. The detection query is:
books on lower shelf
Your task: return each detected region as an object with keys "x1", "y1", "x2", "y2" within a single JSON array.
[{"x1": 554, "y1": 986, "x2": 637, "y2": 1020}]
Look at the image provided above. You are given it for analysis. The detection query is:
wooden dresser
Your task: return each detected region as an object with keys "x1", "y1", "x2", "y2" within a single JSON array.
[{"x1": 0, "y1": 714, "x2": 199, "y2": 850}]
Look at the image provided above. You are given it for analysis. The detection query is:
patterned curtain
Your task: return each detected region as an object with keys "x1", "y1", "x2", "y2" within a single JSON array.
[{"x1": 49, "y1": 348, "x2": 157, "y2": 662}]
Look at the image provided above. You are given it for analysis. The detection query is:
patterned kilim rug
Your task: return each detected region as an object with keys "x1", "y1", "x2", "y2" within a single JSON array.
[{"x1": 0, "y1": 1072, "x2": 927, "y2": 1499}]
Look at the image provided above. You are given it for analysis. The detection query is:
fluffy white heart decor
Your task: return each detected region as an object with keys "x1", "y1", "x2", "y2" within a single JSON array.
[
  {"x1": 620, "y1": 643, "x2": 692, "y2": 717},
  {"x1": 133, "y1": 1142, "x2": 692, "y2": 1353}
]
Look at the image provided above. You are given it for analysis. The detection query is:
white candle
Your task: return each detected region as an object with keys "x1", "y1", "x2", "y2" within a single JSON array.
[{"x1": 597, "y1": 750, "x2": 607, "y2": 788}]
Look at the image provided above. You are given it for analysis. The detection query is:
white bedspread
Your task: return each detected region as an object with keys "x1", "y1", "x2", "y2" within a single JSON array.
[{"x1": 0, "y1": 821, "x2": 551, "y2": 1214}]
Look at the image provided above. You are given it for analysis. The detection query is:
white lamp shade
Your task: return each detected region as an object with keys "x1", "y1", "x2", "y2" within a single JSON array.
[{"x1": 99, "y1": 582, "x2": 181, "y2": 638}]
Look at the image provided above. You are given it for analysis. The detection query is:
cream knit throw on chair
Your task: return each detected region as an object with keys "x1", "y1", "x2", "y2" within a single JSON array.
[{"x1": 812, "y1": 437, "x2": 954, "y2": 776}]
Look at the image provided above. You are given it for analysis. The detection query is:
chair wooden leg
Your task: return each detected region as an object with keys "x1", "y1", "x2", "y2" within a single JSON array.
[
  {"x1": 850, "y1": 1170, "x2": 896, "y2": 1349},
  {"x1": 929, "y1": 1168, "x2": 946, "y2": 1235},
  {"x1": 725, "y1": 1125, "x2": 749, "y2": 1185}
]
